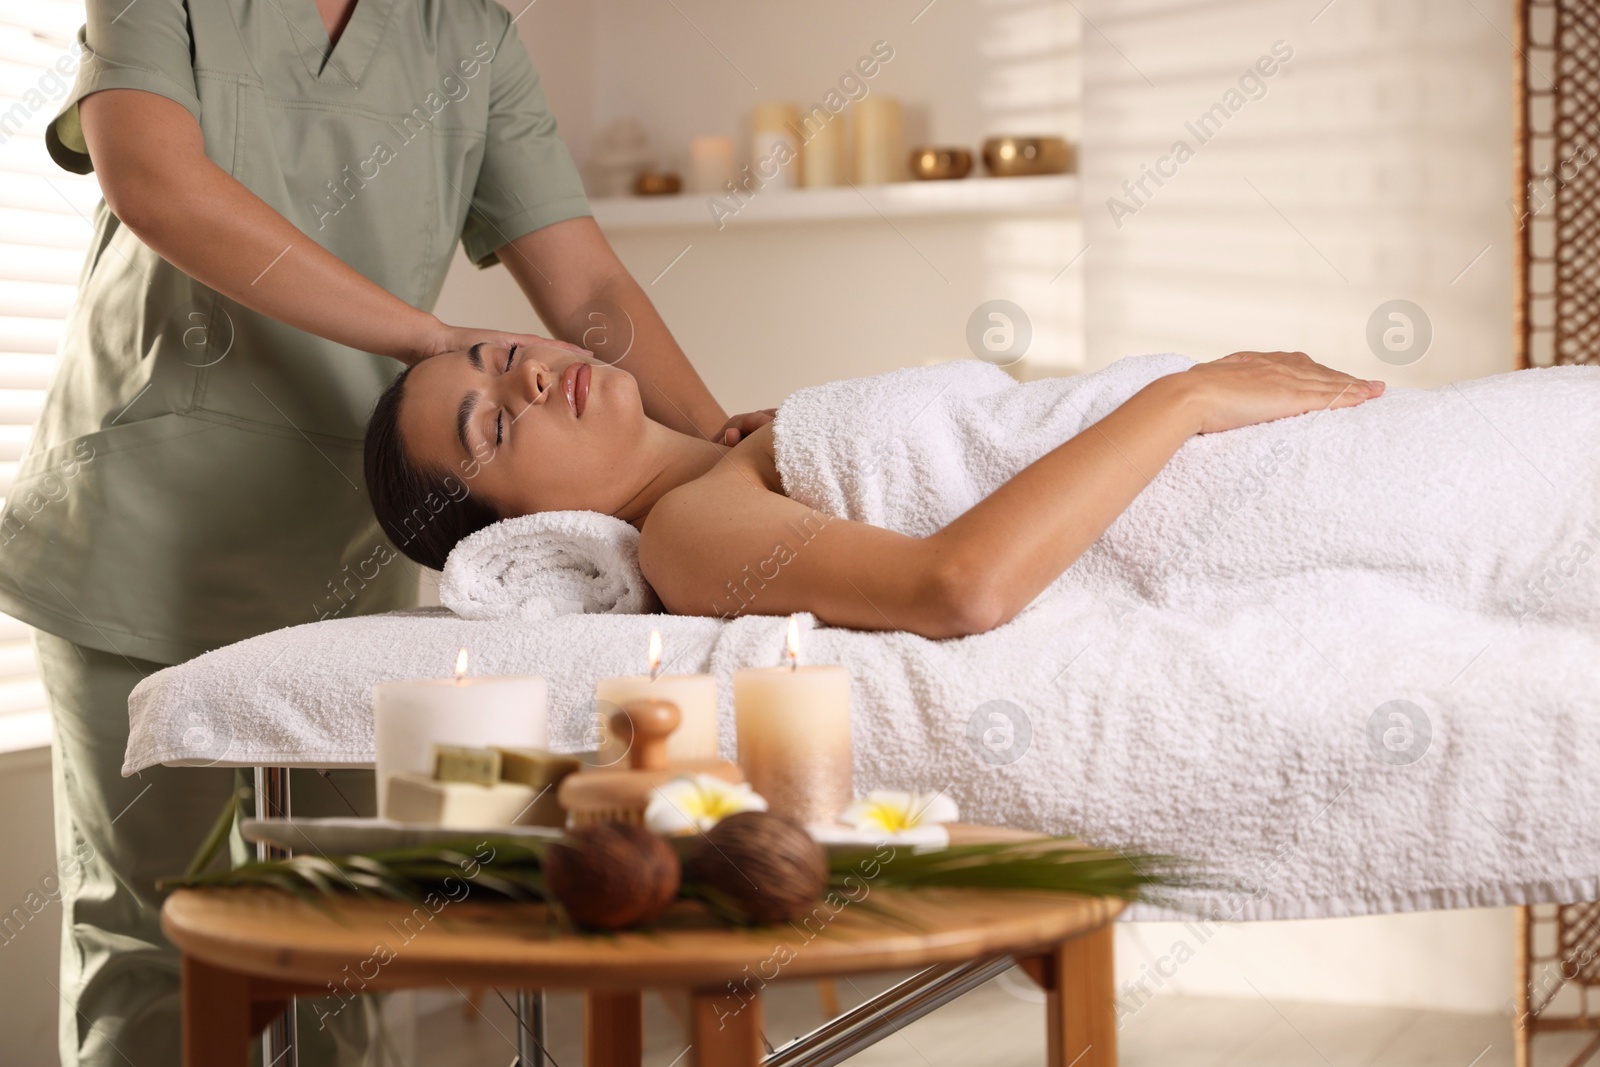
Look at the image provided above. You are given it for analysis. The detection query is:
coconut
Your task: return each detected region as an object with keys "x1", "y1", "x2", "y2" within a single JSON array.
[
  {"x1": 543, "y1": 821, "x2": 680, "y2": 929},
  {"x1": 682, "y1": 811, "x2": 828, "y2": 924}
]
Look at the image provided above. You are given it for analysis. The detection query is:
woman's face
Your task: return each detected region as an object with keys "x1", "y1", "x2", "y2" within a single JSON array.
[{"x1": 398, "y1": 338, "x2": 651, "y2": 517}]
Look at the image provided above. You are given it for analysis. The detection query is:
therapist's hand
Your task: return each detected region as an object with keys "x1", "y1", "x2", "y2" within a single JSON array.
[
  {"x1": 717, "y1": 408, "x2": 777, "y2": 446},
  {"x1": 412, "y1": 319, "x2": 585, "y2": 367}
]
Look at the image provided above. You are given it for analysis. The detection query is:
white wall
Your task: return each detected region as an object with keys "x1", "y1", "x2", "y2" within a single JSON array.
[
  {"x1": 0, "y1": 747, "x2": 63, "y2": 1064},
  {"x1": 440, "y1": 0, "x2": 1525, "y2": 1015},
  {"x1": 1114, "y1": 910, "x2": 1517, "y2": 1015},
  {"x1": 1079, "y1": 0, "x2": 1514, "y2": 385}
]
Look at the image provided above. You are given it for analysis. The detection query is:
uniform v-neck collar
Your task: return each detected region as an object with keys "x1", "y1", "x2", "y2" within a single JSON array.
[{"x1": 284, "y1": 0, "x2": 397, "y2": 87}]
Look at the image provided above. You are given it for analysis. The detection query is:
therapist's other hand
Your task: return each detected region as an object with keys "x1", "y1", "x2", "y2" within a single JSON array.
[
  {"x1": 717, "y1": 408, "x2": 777, "y2": 446},
  {"x1": 412, "y1": 320, "x2": 587, "y2": 366}
]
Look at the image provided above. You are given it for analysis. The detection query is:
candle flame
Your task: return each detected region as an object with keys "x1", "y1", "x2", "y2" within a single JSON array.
[
  {"x1": 454, "y1": 647, "x2": 469, "y2": 682},
  {"x1": 647, "y1": 627, "x2": 663, "y2": 678},
  {"x1": 785, "y1": 615, "x2": 800, "y2": 669}
]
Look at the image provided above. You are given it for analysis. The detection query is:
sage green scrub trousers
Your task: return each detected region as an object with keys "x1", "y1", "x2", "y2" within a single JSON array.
[{"x1": 36, "y1": 631, "x2": 386, "y2": 1066}]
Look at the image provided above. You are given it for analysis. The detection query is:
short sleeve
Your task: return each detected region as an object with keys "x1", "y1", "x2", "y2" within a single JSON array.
[
  {"x1": 45, "y1": 0, "x2": 201, "y2": 175},
  {"x1": 460, "y1": 13, "x2": 592, "y2": 269}
]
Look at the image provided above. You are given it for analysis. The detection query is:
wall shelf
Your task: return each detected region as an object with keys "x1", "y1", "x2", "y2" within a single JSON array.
[{"x1": 590, "y1": 174, "x2": 1079, "y2": 232}]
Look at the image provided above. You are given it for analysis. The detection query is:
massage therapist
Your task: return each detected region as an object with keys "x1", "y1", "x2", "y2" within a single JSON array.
[{"x1": 0, "y1": 2, "x2": 767, "y2": 1064}]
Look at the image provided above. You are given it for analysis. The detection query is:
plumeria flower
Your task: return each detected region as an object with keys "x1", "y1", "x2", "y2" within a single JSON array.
[
  {"x1": 645, "y1": 774, "x2": 768, "y2": 835},
  {"x1": 839, "y1": 790, "x2": 959, "y2": 835}
]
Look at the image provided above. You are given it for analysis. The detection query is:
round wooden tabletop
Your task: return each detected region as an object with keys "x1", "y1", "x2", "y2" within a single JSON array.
[{"x1": 162, "y1": 886, "x2": 1123, "y2": 992}]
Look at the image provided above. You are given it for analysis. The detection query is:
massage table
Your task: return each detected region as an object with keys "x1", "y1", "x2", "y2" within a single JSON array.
[{"x1": 133, "y1": 593, "x2": 1600, "y2": 1066}]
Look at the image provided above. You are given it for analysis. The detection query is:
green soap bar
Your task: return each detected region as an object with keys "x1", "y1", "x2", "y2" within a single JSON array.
[
  {"x1": 432, "y1": 745, "x2": 502, "y2": 786},
  {"x1": 495, "y1": 748, "x2": 582, "y2": 828},
  {"x1": 496, "y1": 747, "x2": 581, "y2": 785}
]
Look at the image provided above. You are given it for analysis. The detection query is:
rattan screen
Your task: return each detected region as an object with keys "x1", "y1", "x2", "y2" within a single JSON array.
[{"x1": 1516, "y1": 0, "x2": 1600, "y2": 367}]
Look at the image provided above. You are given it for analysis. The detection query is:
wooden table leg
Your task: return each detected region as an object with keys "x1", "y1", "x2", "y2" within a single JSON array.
[
  {"x1": 182, "y1": 955, "x2": 253, "y2": 1067},
  {"x1": 691, "y1": 986, "x2": 763, "y2": 1067},
  {"x1": 1037, "y1": 924, "x2": 1117, "y2": 1067},
  {"x1": 1514, "y1": 905, "x2": 1532, "y2": 1067},
  {"x1": 585, "y1": 989, "x2": 642, "y2": 1067}
]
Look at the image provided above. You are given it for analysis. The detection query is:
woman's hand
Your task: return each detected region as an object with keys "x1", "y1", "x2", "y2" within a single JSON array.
[
  {"x1": 1170, "y1": 351, "x2": 1385, "y2": 434},
  {"x1": 410, "y1": 320, "x2": 588, "y2": 366},
  {"x1": 716, "y1": 408, "x2": 778, "y2": 446}
]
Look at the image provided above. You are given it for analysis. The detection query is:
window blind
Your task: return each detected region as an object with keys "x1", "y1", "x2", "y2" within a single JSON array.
[{"x1": 0, "y1": 1, "x2": 102, "y2": 751}]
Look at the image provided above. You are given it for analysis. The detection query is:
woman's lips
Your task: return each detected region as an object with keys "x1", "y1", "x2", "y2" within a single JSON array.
[{"x1": 563, "y1": 362, "x2": 590, "y2": 417}]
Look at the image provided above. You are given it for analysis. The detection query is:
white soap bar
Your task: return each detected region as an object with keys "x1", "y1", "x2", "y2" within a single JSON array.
[{"x1": 385, "y1": 772, "x2": 537, "y2": 828}]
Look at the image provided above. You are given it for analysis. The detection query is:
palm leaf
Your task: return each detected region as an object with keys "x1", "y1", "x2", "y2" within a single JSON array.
[
  {"x1": 828, "y1": 840, "x2": 1199, "y2": 905},
  {"x1": 183, "y1": 784, "x2": 248, "y2": 880},
  {"x1": 161, "y1": 835, "x2": 557, "y2": 904},
  {"x1": 163, "y1": 814, "x2": 1199, "y2": 930}
]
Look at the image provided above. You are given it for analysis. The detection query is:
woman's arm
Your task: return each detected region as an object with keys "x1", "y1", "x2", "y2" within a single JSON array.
[
  {"x1": 641, "y1": 352, "x2": 1384, "y2": 638},
  {"x1": 77, "y1": 89, "x2": 542, "y2": 365}
]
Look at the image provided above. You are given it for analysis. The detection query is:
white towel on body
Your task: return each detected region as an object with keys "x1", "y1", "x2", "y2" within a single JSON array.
[
  {"x1": 762, "y1": 353, "x2": 1600, "y2": 919},
  {"x1": 775, "y1": 353, "x2": 1600, "y2": 622}
]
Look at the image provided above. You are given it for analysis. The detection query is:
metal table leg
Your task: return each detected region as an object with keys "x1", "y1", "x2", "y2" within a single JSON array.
[
  {"x1": 515, "y1": 990, "x2": 547, "y2": 1067},
  {"x1": 254, "y1": 766, "x2": 298, "y2": 1067},
  {"x1": 764, "y1": 956, "x2": 1017, "y2": 1067}
]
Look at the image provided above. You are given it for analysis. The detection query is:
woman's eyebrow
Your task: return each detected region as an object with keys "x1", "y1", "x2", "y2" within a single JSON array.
[
  {"x1": 456, "y1": 391, "x2": 481, "y2": 456},
  {"x1": 467, "y1": 343, "x2": 486, "y2": 370}
]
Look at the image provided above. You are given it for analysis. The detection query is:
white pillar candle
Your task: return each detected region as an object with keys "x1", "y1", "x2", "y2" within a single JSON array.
[
  {"x1": 688, "y1": 135, "x2": 737, "y2": 194},
  {"x1": 751, "y1": 102, "x2": 801, "y2": 190},
  {"x1": 853, "y1": 96, "x2": 905, "y2": 185},
  {"x1": 594, "y1": 628, "x2": 719, "y2": 764},
  {"x1": 372, "y1": 648, "x2": 548, "y2": 818},
  {"x1": 732, "y1": 618, "x2": 854, "y2": 827}
]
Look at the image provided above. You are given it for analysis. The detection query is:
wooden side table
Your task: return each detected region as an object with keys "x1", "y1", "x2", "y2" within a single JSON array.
[{"x1": 164, "y1": 882, "x2": 1122, "y2": 1067}]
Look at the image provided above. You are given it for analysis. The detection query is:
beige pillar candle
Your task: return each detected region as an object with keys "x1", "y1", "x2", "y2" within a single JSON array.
[
  {"x1": 372, "y1": 648, "x2": 548, "y2": 818},
  {"x1": 853, "y1": 96, "x2": 905, "y2": 184},
  {"x1": 688, "y1": 135, "x2": 736, "y2": 194},
  {"x1": 594, "y1": 628, "x2": 719, "y2": 764},
  {"x1": 751, "y1": 102, "x2": 802, "y2": 190},
  {"x1": 799, "y1": 111, "x2": 846, "y2": 188},
  {"x1": 733, "y1": 617, "x2": 854, "y2": 827}
]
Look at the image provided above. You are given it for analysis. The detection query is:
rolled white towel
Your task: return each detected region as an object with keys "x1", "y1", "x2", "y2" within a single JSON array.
[{"x1": 438, "y1": 511, "x2": 656, "y2": 620}]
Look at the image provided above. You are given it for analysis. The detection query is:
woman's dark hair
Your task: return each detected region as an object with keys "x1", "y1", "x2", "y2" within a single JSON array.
[{"x1": 364, "y1": 367, "x2": 501, "y2": 571}]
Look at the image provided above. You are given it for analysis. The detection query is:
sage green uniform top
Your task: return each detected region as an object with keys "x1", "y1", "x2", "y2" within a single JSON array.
[{"x1": 0, "y1": 0, "x2": 590, "y2": 664}]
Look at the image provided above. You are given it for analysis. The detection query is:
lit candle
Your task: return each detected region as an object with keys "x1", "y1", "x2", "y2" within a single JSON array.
[
  {"x1": 688, "y1": 135, "x2": 737, "y2": 194},
  {"x1": 732, "y1": 617, "x2": 853, "y2": 827},
  {"x1": 594, "y1": 628, "x2": 719, "y2": 764},
  {"x1": 372, "y1": 648, "x2": 548, "y2": 818}
]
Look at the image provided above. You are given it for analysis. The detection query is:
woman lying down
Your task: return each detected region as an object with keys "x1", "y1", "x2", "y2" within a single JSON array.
[{"x1": 364, "y1": 339, "x2": 1600, "y2": 638}]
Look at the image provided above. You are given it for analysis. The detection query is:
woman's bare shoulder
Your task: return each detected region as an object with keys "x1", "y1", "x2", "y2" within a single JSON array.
[
  {"x1": 637, "y1": 424, "x2": 796, "y2": 604},
  {"x1": 643, "y1": 423, "x2": 780, "y2": 532},
  {"x1": 676, "y1": 422, "x2": 782, "y2": 501}
]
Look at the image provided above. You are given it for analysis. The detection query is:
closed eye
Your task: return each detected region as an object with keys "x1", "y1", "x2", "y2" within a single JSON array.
[
  {"x1": 504, "y1": 344, "x2": 517, "y2": 372},
  {"x1": 495, "y1": 409, "x2": 504, "y2": 447}
]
